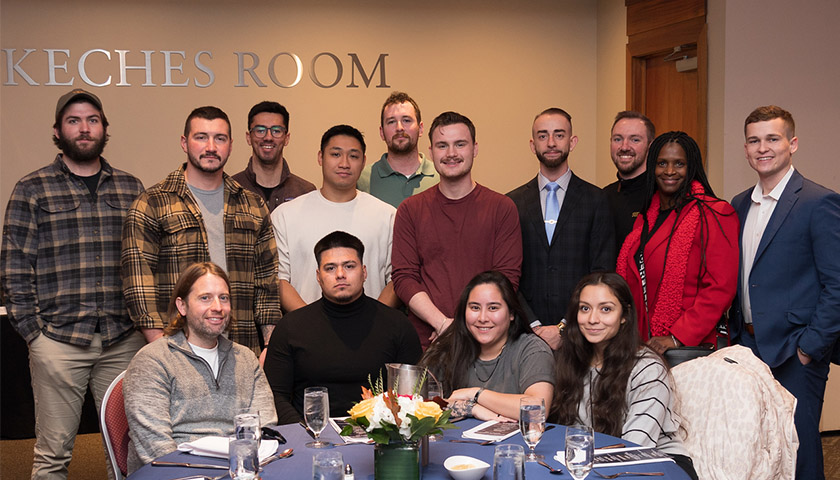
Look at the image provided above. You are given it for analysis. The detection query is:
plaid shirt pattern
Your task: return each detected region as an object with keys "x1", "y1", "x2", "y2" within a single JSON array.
[
  {"x1": 121, "y1": 165, "x2": 280, "y2": 351},
  {"x1": 1, "y1": 156, "x2": 144, "y2": 347}
]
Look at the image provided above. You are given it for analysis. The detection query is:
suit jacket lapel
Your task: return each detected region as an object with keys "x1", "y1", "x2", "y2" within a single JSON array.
[
  {"x1": 553, "y1": 174, "x2": 582, "y2": 245},
  {"x1": 523, "y1": 177, "x2": 551, "y2": 250},
  {"x1": 754, "y1": 171, "x2": 802, "y2": 264}
]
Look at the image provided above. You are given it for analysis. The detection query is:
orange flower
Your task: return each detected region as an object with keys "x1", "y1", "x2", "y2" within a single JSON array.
[{"x1": 360, "y1": 386, "x2": 374, "y2": 400}]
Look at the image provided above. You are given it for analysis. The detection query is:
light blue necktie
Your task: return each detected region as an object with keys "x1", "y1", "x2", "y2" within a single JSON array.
[{"x1": 545, "y1": 182, "x2": 559, "y2": 244}]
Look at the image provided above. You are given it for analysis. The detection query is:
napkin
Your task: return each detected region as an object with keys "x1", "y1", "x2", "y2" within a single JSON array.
[{"x1": 177, "y1": 436, "x2": 279, "y2": 462}]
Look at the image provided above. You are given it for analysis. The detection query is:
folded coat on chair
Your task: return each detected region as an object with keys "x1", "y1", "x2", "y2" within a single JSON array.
[{"x1": 671, "y1": 345, "x2": 798, "y2": 480}]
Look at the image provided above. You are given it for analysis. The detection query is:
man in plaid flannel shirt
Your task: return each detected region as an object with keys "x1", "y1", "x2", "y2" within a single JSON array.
[
  {"x1": 121, "y1": 106, "x2": 280, "y2": 355},
  {"x1": 1, "y1": 89, "x2": 146, "y2": 479}
]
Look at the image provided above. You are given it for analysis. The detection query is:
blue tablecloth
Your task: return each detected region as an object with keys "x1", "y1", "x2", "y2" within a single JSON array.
[{"x1": 128, "y1": 419, "x2": 691, "y2": 479}]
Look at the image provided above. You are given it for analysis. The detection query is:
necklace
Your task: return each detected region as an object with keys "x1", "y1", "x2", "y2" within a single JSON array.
[{"x1": 474, "y1": 344, "x2": 506, "y2": 384}]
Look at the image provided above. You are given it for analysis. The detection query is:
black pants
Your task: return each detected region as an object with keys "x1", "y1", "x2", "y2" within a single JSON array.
[{"x1": 670, "y1": 454, "x2": 698, "y2": 480}]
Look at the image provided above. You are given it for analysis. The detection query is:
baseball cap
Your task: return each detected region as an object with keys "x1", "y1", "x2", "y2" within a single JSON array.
[{"x1": 55, "y1": 88, "x2": 104, "y2": 123}]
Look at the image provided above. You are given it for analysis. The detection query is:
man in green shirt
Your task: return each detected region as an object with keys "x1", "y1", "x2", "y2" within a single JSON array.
[{"x1": 357, "y1": 92, "x2": 438, "y2": 208}]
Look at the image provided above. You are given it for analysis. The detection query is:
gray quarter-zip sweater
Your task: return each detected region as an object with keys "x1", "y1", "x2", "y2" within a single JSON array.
[{"x1": 124, "y1": 330, "x2": 276, "y2": 473}]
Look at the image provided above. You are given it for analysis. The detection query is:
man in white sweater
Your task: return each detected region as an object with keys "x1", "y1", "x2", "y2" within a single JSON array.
[{"x1": 271, "y1": 124, "x2": 398, "y2": 312}]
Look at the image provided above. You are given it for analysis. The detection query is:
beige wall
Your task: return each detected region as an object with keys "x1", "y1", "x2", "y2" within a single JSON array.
[
  {"x1": 595, "y1": 0, "x2": 627, "y2": 188},
  {"x1": 707, "y1": 0, "x2": 840, "y2": 200},
  {"x1": 1, "y1": 0, "x2": 632, "y2": 222}
]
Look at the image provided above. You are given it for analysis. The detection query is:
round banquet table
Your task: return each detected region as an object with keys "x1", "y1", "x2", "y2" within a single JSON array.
[{"x1": 127, "y1": 418, "x2": 691, "y2": 479}]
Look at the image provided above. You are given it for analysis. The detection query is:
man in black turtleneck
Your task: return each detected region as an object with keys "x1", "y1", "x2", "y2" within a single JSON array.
[
  {"x1": 264, "y1": 231, "x2": 422, "y2": 424},
  {"x1": 602, "y1": 111, "x2": 655, "y2": 252}
]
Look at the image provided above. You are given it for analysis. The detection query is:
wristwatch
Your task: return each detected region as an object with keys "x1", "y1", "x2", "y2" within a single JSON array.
[{"x1": 473, "y1": 387, "x2": 485, "y2": 404}]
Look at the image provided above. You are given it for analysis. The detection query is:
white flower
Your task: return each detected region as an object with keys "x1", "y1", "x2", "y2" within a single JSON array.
[
  {"x1": 367, "y1": 394, "x2": 396, "y2": 432},
  {"x1": 362, "y1": 393, "x2": 427, "y2": 440}
]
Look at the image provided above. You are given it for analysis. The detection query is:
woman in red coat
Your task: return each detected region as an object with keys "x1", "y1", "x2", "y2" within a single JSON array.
[{"x1": 616, "y1": 131, "x2": 739, "y2": 355}]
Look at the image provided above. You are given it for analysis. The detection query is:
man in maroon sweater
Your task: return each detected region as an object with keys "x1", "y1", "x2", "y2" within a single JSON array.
[{"x1": 391, "y1": 111, "x2": 522, "y2": 348}]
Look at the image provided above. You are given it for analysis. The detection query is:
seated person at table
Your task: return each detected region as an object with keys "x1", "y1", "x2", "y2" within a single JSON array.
[
  {"x1": 420, "y1": 271, "x2": 554, "y2": 421},
  {"x1": 123, "y1": 262, "x2": 277, "y2": 474},
  {"x1": 550, "y1": 272, "x2": 698, "y2": 480},
  {"x1": 264, "y1": 231, "x2": 422, "y2": 424}
]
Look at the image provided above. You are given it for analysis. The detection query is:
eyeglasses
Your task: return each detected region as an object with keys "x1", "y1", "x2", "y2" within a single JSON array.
[{"x1": 250, "y1": 125, "x2": 287, "y2": 138}]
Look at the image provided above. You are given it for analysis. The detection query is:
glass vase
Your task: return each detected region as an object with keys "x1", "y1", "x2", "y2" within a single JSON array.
[{"x1": 373, "y1": 440, "x2": 421, "y2": 480}]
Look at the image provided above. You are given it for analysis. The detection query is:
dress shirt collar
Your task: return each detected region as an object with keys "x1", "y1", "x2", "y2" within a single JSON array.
[
  {"x1": 538, "y1": 168, "x2": 572, "y2": 192},
  {"x1": 751, "y1": 166, "x2": 794, "y2": 203}
]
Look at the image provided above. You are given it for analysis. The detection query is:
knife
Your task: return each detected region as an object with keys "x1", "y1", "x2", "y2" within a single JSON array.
[
  {"x1": 298, "y1": 421, "x2": 317, "y2": 439},
  {"x1": 151, "y1": 460, "x2": 228, "y2": 470}
]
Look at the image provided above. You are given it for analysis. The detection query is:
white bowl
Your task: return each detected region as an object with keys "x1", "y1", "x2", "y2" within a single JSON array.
[{"x1": 444, "y1": 455, "x2": 490, "y2": 480}]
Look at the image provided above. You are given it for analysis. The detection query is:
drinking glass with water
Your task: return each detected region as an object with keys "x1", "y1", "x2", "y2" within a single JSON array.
[
  {"x1": 229, "y1": 438, "x2": 259, "y2": 480},
  {"x1": 493, "y1": 444, "x2": 525, "y2": 480},
  {"x1": 312, "y1": 450, "x2": 344, "y2": 480},
  {"x1": 565, "y1": 424, "x2": 594, "y2": 480},
  {"x1": 304, "y1": 386, "x2": 331, "y2": 448},
  {"x1": 519, "y1": 396, "x2": 546, "y2": 461}
]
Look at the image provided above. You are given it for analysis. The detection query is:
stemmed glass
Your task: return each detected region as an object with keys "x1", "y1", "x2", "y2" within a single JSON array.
[
  {"x1": 565, "y1": 424, "x2": 594, "y2": 479},
  {"x1": 304, "y1": 386, "x2": 331, "y2": 448},
  {"x1": 518, "y1": 397, "x2": 545, "y2": 461}
]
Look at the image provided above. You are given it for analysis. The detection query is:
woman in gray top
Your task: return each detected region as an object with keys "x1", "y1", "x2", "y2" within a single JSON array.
[
  {"x1": 420, "y1": 271, "x2": 554, "y2": 421},
  {"x1": 550, "y1": 272, "x2": 697, "y2": 480}
]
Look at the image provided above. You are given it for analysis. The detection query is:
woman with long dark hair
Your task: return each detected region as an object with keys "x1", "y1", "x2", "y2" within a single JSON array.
[
  {"x1": 616, "y1": 131, "x2": 739, "y2": 355},
  {"x1": 551, "y1": 272, "x2": 698, "y2": 479},
  {"x1": 420, "y1": 271, "x2": 555, "y2": 420}
]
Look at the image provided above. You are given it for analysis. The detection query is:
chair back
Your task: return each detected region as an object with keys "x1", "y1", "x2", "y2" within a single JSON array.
[
  {"x1": 100, "y1": 370, "x2": 129, "y2": 479},
  {"x1": 672, "y1": 345, "x2": 798, "y2": 480}
]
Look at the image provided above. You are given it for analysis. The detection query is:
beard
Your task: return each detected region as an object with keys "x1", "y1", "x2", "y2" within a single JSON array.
[
  {"x1": 187, "y1": 151, "x2": 227, "y2": 174},
  {"x1": 613, "y1": 150, "x2": 646, "y2": 176},
  {"x1": 386, "y1": 133, "x2": 418, "y2": 155},
  {"x1": 56, "y1": 133, "x2": 107, "y2": 164},
  {"x1": 536, "y1": 149, "x2": 569, "y2": 169}
]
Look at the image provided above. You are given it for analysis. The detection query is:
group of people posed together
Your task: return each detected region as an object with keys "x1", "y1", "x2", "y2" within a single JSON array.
[{"x1": 2, "y1": 87, "x2": 838, "y2": 480}]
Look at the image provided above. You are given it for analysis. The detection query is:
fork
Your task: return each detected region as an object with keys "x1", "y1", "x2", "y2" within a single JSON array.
[{"x1": 592, "y1": 469, "x2": 664, "y2": 478}]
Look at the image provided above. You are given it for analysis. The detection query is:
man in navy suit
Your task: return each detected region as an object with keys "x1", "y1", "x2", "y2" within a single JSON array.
[
  {"x1": 508, "y1": 108, "x2": 615, "y2": 349},
  {"x1": 731, "y1": 105, "x2": 840, "y2": 480}
]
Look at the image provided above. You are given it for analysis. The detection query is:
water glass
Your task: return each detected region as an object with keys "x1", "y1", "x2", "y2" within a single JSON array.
[
  {"x1": 493, "y1": 444, "x2": 525, "y2": 480},
  {"x1": 519, "y1": 396, "x2": 545, "y2": 461},
  {"x1": 229, "y1": 438, "x2": 259, "y2": 480},
  {"x1": 304, "y1": 386, "x2": 331, "y2": 448},
  {"x1": 565, "y1": 424, "x2": 594, "y2": 480},
  {"x1": 312, "y1": 450, "x2": 344, "y2": 480},
  {"x1": 235, "y1": 410, "x2": 261, "y2": 446}
]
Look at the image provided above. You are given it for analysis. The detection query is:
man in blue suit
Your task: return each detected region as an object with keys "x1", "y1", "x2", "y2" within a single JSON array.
[{"x1": 731, "y1": 105, "x2": 840, "y2": 480}]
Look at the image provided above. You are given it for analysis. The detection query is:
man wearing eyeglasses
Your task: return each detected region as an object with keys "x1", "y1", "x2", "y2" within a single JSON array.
[{"x1": 232, "y1": 101, "x2": 316, "y2": 212}]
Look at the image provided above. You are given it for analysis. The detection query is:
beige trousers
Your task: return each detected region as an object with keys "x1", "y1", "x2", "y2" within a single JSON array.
[{"x1": 28, "y1": 331, "x2": 145, "y2": 480}]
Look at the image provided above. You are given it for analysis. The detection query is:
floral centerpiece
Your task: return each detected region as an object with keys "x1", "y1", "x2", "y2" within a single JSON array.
[{"x1": 341, "y1": 371, "x2": 455, "y2": 479}]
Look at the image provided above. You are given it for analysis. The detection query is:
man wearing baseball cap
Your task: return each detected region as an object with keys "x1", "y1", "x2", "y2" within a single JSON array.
[{"x1": 1, "y1": 89, "x2": 145, "y2": 479}]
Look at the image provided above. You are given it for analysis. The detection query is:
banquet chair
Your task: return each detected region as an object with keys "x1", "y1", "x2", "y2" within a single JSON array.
[
  {"x1": 671, "y1": 345, "x2": 798, "y2": 480},
  {"x1": 100, "y1": 370, "x2": 129, "y2": 480}
]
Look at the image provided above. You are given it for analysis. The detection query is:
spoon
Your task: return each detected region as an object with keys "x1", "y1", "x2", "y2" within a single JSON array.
[
  {"x1": 260, "y1": 447, "x2": 294, "y2": 467},
  {"x1": 537, "y1": 460, "x2": 564, "y2": 475}
]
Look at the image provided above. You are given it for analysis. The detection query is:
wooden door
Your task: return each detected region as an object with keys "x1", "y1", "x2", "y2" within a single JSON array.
[{"x1": 626, "y1": 0, "x2": 707, "y2": 160}]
